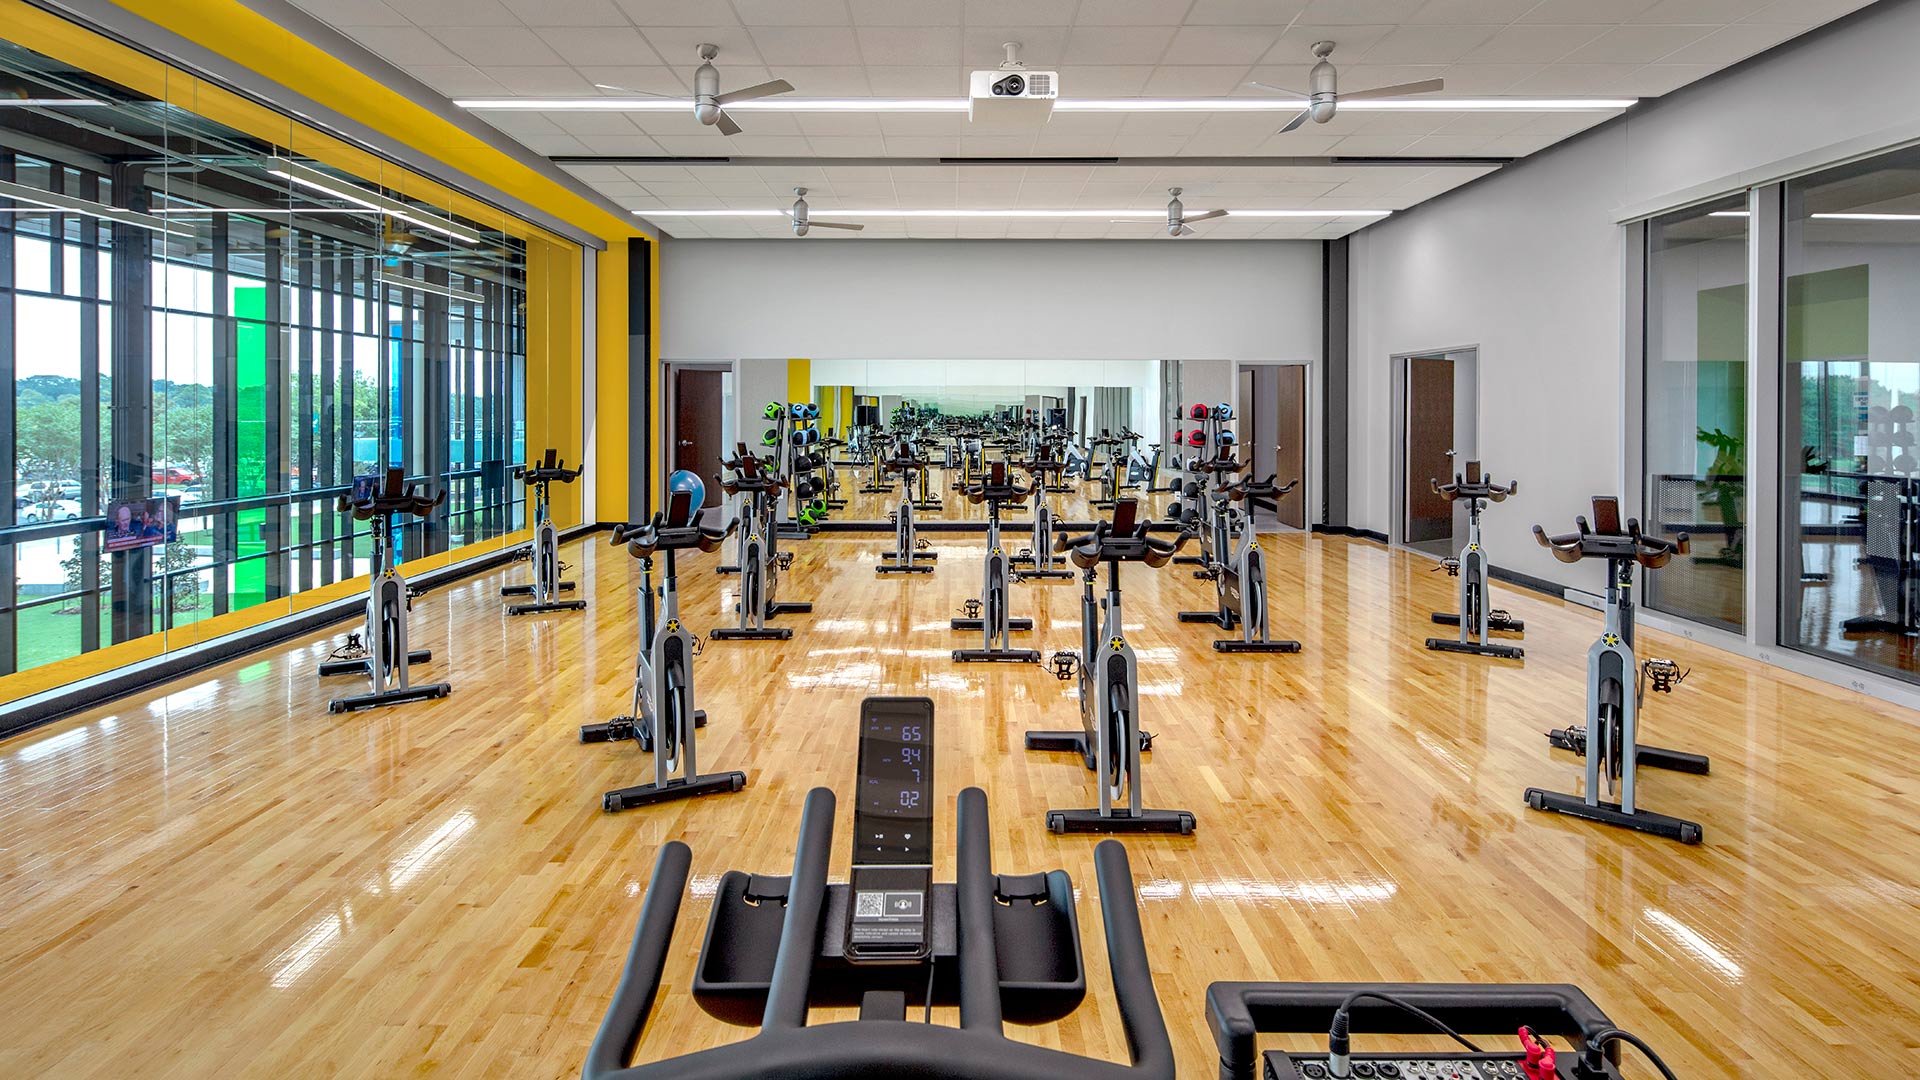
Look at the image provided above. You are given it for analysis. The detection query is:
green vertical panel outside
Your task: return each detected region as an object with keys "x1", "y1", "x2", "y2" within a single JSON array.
[{"x1": 233, "y1": 286, "x2": 267, "y2": 612}]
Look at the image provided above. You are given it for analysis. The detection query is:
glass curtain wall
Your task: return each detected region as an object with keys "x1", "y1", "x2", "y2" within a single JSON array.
[
  {"x1": 1643, "y1": 195, "x2": 1748, "y2": 633},
  {"x1": 1780, "y1": 145, "x2": 1920, "y2": 681},
  {"x1": 1, "y1": 34, "x2": 530, "y2": 684}
]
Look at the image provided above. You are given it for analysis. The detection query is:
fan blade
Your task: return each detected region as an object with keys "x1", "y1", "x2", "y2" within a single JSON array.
[
  {"x1": 1276, "y1": 108, "x2": 1313, "y2": 134},
  {"x1": 714, "y1": 108, "x2": 743, "y2": 136},
  {"x1": 1342, "y1": 78, "x2": 1445, "y2": 101},
  {"x1": 1248, "y1": 81, "x2": 1306, "y2": 97},
  {"x1": 715, "y1": 78, "x2": 795, "y2": 105},
  {"x1": 592, "y1": 83, "x2": 681, "y2": 99},
  {"x1": 808, "y1": 220, "x2": 864, "y2": 231},
  {"x1": 1176, "y1": 224, "x2": 1194, "y2": 236},
  {"x1": 1184, "y1": 209, "x2": 1228, "y2": 224}
]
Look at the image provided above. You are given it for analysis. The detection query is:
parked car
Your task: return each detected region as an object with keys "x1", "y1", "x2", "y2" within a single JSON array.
[
  {"x1": 152, "y1": 465, "x2": 199, "y2": 486},
  {"x1": 16, "y1": 478, "x2": 81, "y2": 500},
  {"x1": 19, "y1": 498, "x2": 81, "y2": 523}
]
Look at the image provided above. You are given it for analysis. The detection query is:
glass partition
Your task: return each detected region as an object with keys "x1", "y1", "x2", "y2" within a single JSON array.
[
  {"x1": 1780, "y1": 145, "x2": 1920, "y2": 681},
  {"x1": 1643, "y1": 195, "x2": 1748, "y2": 632},
  {"x1": 1, "y1": 30, "x2": 538, "y2": 691}
]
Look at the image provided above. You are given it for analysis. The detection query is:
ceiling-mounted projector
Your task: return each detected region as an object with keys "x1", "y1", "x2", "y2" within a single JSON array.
[{"x1": 969, "y1": 42, "x2": 1056, "y2": 127}]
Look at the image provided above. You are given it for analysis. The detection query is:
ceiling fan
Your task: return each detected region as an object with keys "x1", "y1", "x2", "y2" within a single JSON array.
[
  {"x1": 1127, "y1": 188, "x2": 1226, "y2": 236},
  {"x1": 787, "y1": 188, "x2": 863, "y2": 237},
  {"x1": 1252, "y1": 40, "x2": 1445, "y2": 134},
  {"x1": 594, "y1": 43, "x2": 793, "y2": 136}
]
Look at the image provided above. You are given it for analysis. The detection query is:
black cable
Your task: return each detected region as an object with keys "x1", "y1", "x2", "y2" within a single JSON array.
[
  {"x1": 1587, "y1": 1028, "x2": 1680, "y2": 1080},
  {"x1": 1334, "y1": 990, "x2": 1484, "y2": 1055},
  {"x1": 923, "y1": 955, "x2": 936, "y2": 1023}
]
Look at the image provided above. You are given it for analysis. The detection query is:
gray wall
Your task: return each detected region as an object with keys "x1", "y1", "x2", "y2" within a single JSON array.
[
  {"x1": 661, "y1": 239, "x2": 1322, "y2": 362},
  {"x1": 1348, "y1": 0, "x2": 1920, "y2": 592}
]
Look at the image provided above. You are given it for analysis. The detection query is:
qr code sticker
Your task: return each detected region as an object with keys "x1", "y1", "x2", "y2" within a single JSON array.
[{"x1": 856, "y1": 892, "x2": 884, "y2": 918}]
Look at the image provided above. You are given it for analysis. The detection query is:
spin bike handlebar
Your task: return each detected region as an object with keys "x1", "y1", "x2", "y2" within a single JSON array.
[
  {"x1": 1054, "y1": 521, "x2": 1197, "y2": 570},
  {"x1": 1534, "y1": 502, "x2": 1688, "y2": 569},
  {"x1": 965, "y1": 473, "x2": 1034, "y2": 506},
  {"x1": 337, "y1": 467, "x2": 445, "y2": 520},
  {"x1": 613, "y1": 514, "x2": 738, "y2": 558},
  {"x1": 1431, "y1": 467, "x2": 1514, "y2": 503},
  {"x1": 514, "y1": 448, "x2": 584, "y2": 485},
  {"x1": 1226, "y1": 473, "x2": 1297, "y2": 502}
]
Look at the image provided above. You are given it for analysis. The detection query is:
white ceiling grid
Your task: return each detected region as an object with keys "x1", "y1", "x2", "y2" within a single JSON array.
[{"x1": 282, "y1": 0, "x2": 1877, "y2": 238}]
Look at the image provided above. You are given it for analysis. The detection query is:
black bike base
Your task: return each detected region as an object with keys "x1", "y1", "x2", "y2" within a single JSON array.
[
  {"x1": 507, "y1": 598, "x2": 588, "y2": 615},
  {"x1": 327, "y1": 681, "x2": 451, "y2": 714},
  {"x1": 1178, "y1": 609, "x2": 1239, "y2": 630},
  {"x1": 1215, "y1": 638, "x2": 1302, "y2": 654},
  {"x1": 1545, "y1": 728, "x2": 1710, "y2": 774},
  {"x1": 1172, "y1": 555, "x2": 1203, "y2": 565},
  {"x1": 881, "y1": 551, "x2": 938, "y2": 561},
  {"x1": 1524, "y1": 787, "x2": 1702, "y2": 844},
  {"x1": 771, "y1": 601, "x2": 813, "y2": 616},
  {"x1": 502, "y1": 581, "x2": 577, "y2": 598},
  {"x1": 951, "y1": 617, "x2": 1033, "y2": 631},
  {"x1": 1426, "y1": 637, "x2": 1524, "y2": 660},
  {"x1": 1024, "y1": 729, "x2": 1152, "y2": 754},
  {"x1": 877, "y1": 562, "x2": 935, "y2": 575},
  {"x1": 320, "y1": 649, "x2": 430, "y2": 677},
  {"x1": 710, "y1": 627, "x2": 792, "y2": 641},
  {"x1": 1432, "y1": 611, "x2": 1525, "y2": 633},
  {"x1": 604, "y1": 770, "x2": 747, "y2": 812},
  {"x1": 1842, "y1": 616, "x2": 1918, "y2": 636},
  {"x1": 953, "y1": 648, "x2": 1040, "y2": 663},
  {"x1": 1016, "y1": 568, "x2": 1075, "y2": 581},
  {"x1": 1045, "y1": 807, "x2": 1195, "y2": 835},
  {"x1": 581, "y1": 709, "x2": 709, "y2": 747}
]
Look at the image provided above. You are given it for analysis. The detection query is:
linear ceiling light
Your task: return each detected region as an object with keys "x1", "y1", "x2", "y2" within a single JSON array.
[
  {"x1": 0, "y1": 177, "x2": 192, "y2": 237},
  {"x1": 1711, "y1": 210, "x2": 1920, "y2": 221},
  {"x1": 634, "y1": 208, "x2": 1390, "y2": 219},
  {"x1": 457, "y1": 96, "x2": 1633, "y2": 114},
  {"x1": 267, "y1": 161, "x2": 486, "y2": 245},
  {"x1": 376, "y1": 271, "x2": 486, "y2": 304}
]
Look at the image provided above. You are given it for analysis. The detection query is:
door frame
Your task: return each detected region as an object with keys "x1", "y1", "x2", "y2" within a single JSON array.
[
  {"x1": 1389, "y1": 345, "x2": 1479, "y2": 554},
  {"x1": 661, "y1": 361, "x2": 735, "y2": 510},
  {"x1": 1231, "y1": 359, "x2": 1314, "y2": 532}
]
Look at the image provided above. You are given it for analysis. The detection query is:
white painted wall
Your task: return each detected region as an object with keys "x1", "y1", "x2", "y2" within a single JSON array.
[
  {"x1": 1348, "y1": 0, "x2": 1920, "y2": 592},
  {"x1": 662, "y1": 239, "x2": 1322, "y2": 362}
]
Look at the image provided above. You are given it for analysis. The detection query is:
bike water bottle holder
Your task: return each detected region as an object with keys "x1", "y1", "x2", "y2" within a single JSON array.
[
  {"x1": 1437, "y1": 556, "x2": 1461, "y2": 577},
  {"x1": 1049, "y1": 651, "x2": 1079, "y2": 681},
  {"x1": 1640, "y1": 657, "x2": 1688, "y2": 695}
]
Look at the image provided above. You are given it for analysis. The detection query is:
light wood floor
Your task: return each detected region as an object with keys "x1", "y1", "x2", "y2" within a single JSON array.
[{"x1": 1, "y1": 529, "x2": 1916, "y2": 1078}]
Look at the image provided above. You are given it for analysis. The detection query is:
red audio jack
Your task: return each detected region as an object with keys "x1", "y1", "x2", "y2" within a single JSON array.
[{"x1": 1518, "y1": 1027, "x2": 1556, "y2": 1080}]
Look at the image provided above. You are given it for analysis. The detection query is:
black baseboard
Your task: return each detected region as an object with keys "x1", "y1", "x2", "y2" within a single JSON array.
[
  {"x1": 0, "y1": 522, "x2": 609, "y2": 742},
  {"x1": 1311, "y1": 523, "x2": 1390, "y2": 545},
  {"x1": 1488, "y1": 564, "x2": 1567, "y2": 601}
]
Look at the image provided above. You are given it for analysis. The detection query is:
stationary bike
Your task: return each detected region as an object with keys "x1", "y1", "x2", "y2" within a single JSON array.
[
  {"x1": 320, "y1": 467, "x2": 451, "y2": 713},
  {"x1": 1090, "y1": 431, "x2": 1124, "y2": 508},
  {"x1": 877, "y1": 440, "x2": 937, "y2": 575},
  {"x1": 580, "y1": 484, "x2": 746, "y2": 812},
  {"x1": 1529, "y1": 497, "x2": 1709, "y2": 843},
  {"x1": 503, "y1": 448, "x2": 587, "y2": 615},
  {"x1": 1026, "y1": 498, "x2": 1198, "y2": 834},
  {"x1": 711, "y1": 443, "x2": 812, "y2": 641},
  {"x1": 1425, "y1": 460, "x2": 1525, "y2": 659},
  {"x1": 951, "y1": 461, "x2": 1039, "y2": 664},
  {"x1": 1011, "y1": 453, "x2": 1072, "y2": 582},
  {"x1": 1179, "y1": 471, "x2": 1302, "y2": 654}
]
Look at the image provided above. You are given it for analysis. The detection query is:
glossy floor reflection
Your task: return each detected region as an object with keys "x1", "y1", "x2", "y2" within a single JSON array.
[{"x1": 0, "y1": 531, "x2": 1914, "y2": 1078}]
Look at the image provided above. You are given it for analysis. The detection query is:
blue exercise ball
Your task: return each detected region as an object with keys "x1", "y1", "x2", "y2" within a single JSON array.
[{"x1": 668, "y1": 469, "x2": 706, "y2": 509}]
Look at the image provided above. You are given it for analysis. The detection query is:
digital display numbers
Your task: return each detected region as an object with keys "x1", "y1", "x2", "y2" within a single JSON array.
[{"x1": 854, "y1": 698, "x2": 934, "y2": 866}]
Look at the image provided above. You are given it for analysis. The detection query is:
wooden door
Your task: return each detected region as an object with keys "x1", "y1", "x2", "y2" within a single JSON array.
[
  {"x1": 1275, "y1": 365, "x2": 1307, "y2": 530},
  {"x1": 1404, "y1": 357, "x2": 1454, "y2": 545},
  {"x1": 673, "y1": 368, "x2": 725, "y2": 506}
]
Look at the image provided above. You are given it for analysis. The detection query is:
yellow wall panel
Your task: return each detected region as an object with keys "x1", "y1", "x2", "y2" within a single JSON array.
[{"x1": 596, "y1": 241, "x2": 631, "y2": 526}]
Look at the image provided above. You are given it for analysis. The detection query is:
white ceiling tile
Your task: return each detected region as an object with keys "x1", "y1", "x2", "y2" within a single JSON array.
[
  {"x1": 1631, "y1": 0, "x2": 1775, "y2": 24},
  {"x1": 891, "y1": 181, "x2": 960, "y2": 205},
  {"x1": 1111, "y1": 134, "x2": 1193, "y2": 154},
  {"x1": 955, "y1": 183, "x2": 1024, "y2": 205},
  {"x1": 515, "y1": 133, "x2": 593, "y2": 154},
  {"x1": 650, "y1": 136, "x2": 734, "y2": 155},
  {"x1": 1400, "y1": 134, "x2": 1491, "y2": 155},
  {"x1": 882, "y1": 136, "x2": 964, "y2": 155},
  {"x1": 551, "y1": 110, "x2": 640, "y2": 135},
  {"x1": 1075, "y1": 0, "x2": 1199, "y2": 26},
  {"x1": 1193, "y1": 112, "x2": 1295, "y2": 136},
  {"x1": 619, "y1": 164, "x2": 696, "y2": 181},
  {"x1": 575, "y1": 134, "x2": 668, "y2": 154},
  {"x1": 955, "y1": 134, "x2": 1040, "y2": 155},
  {"x1": 1298, "y1": 0, "x2": 1429, "y2": 24},
  {"x1": 533, "y1": 27, "x2": 663, "y2": 67},
  {"x1": 962, "y1": 28, "x2": 1072, "y2": 67},
  {"x1": 865, "y1": 65, "x2": 966, "y2": 94},
  {"x1": 967, "y1": 0, "x2": 1078, "y2": 24},
  {"x1": 1558, "y1": 25, "x2": 1713, "y2": 63},
  {"x1": 805, "y1": 135, "x2": 891, "y2": 154},
  {"x1": 1431, "y1": 61, "x2": 1541, "y2": 92},
  {"x1": 720, "y1": 111, "x2": 806, "y2": 136},
  {"x1": 1052, "y1": 65, "x2": 1155, "y2": 95},
  {"x1": 1337, "y1": 63, "x2": 1450, "y2": 91},
  {"x1": 429, "y1": 27, "x2": 566, "y2": 66},
  {"x1": 1403, "y1": 0, "x2": 1537, "y2": 23},
  {"x1": 1063, "y1": 26, "x2": 1180, "y2": 64},
  {"x1": 1475, "y1": 133, "x2": 1567, "y2": 155},
  {"x1": 614, "y1": 0, "x2": 740, "y2": 27},
  {"x1": 769, "y1": 65, "x2": 875, "y2": 94},
  {"x1": 855, "y1": 26, "x2": 964, "y2": 65},
  {"x1": 846, "y1": 0, "x2": 959, "y2": 26},
  {"x1": 405, "y1": 65, "x2": 507, "y2": 96},
  {"x1": 699, "y1": 178, "x2": 775, "y2": 196},
  {"x1": 576, "y1": 67, "x2": 692, "y2": 95},
  {"x1": 1431, "y1": 111, "x2": 1533, "y2": 134},
  {"x1": 1516, "y1": 0, "x2": 1658, "y2": 22},
  {"x1": 1653, "y1": 21, "x2": 1802, "y2": 64},
  {"x1": 1240, "y1": 64, "x2": 1314, "y2": 92},
  {"x1": 1460, "y1": 26, "x2": 1606, "y2": 63},
  {"x1": 748, "y1": 25, "x2": 864, "y2": 66},
  {"x1": 563, "y1": 163, "x2": 625, "y2": 180},
  {"x1": 1264, "y1": 25, "x2": 1397, "y2": 63},
  {"x1": 1744, "y1": 0, "x2": 1873, "y2": 21},
  {"x1": 732, "y1": 0, "x2": 854, "y2": 25},
  {"x1": 1033, "y1": 135, "x2": 1128, "y2": 155},
  {"x1": 1361, "y1": 26, "x2": 1500, "y2": 64},
  {"x1": 292, "y1": 0, "x2": 409, "y2": 25},
  {"x1": 343, "y1": 26, "x2": 465, "y2": 65},
  {"x1": 387, "y1": 0, "x2": 520, "y2": 25},
  {"x1": 1161, "y1": 25, "x2": 1283, "y2": 65},
  {"x1": 794, "y1": 112, "x2": 885, "y2": 136},
  {"x1": 1330, "y1": 135, "x2": 1418, "y2": 154},
  {"x1": 1184, "y1": 0, "x2": 1311, "y2": 24},
  {"x1": 1118, "y1": 112, "x2": 1211, "y2": 135},
  {"x1": 1141, "y1": 66, "x2": 1255, "y2": 96},
  {"x1": 499, "y1": 0, "x2": 627, "y2": 26},
  {"x1": 1505, "y1": 63, "x2": 1642, "y2": 94},
  {"x1": 878, "y1": 112, "x2": 966, "y2": 135},
  {"x1": 1252, "y1": 133, "x2": 1342, "y2": 154},
  {"x1": 640, "y1": 27, "x2": 766, "y2": 67},
  {"x1": 1620, "y1": 63, "x2": 1720, "y2": 95},
  {"x1": 481, "y1": 112, "x2": 565, "y2": 136},
  {"x1": 484, "y1": 67, "x2": 598, "y2": 94}
]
